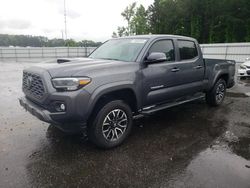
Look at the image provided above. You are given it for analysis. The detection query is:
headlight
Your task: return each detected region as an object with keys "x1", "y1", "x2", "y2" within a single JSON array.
[
  {"x1": 240, "y1": 64, "x2": 246, "y2": 69},
  {"x1": 52, "y1": 77, "x2": 91, "y2": 91}
]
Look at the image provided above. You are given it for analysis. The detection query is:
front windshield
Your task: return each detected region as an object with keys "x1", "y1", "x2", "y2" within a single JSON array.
[{"x1": 89, "y1": 38, "x2": 148, "y2": 62}]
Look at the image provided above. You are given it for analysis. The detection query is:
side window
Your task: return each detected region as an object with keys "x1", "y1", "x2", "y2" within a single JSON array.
[
  {"x1": 178, "y1": 40, "x2": 198, "y2": 60},
  {"x1": 148, "y1": 40, "x2": 175, "y2": 62}
]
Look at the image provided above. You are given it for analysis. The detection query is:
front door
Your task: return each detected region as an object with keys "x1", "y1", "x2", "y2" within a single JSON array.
[{"x1": 141, "y1": 39, "x2": 180, "y2": 106}]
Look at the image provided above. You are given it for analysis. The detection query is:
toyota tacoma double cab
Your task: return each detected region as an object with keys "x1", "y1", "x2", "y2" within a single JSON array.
[{"x1": 19, "y1": 35, "x2": 235, "y2": 148}]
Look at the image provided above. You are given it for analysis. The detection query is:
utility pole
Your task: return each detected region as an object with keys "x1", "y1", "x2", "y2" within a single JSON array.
[
  {"x1": 61, "y1": 30, "x2": 64, "y2": 40},
  {"x1": 64, "y1": 0, "x2": 67, "y2": 40}
]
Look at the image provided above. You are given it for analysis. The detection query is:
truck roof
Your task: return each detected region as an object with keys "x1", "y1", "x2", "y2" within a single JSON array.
[{"x1": 116, "y1": 34, "x2": 196, "y2": 41}]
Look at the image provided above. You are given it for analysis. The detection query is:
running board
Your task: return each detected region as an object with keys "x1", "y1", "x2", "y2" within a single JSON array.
[
  {"x1": 133, "y1": 114, "x2": 144, "y2": 120},
  {"x1": 141, "y1": 95, "x2": 205, "y2": 115}
]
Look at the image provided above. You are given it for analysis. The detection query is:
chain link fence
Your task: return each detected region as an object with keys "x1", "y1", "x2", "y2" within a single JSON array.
[
  {"x1": 201, "y1": 43, "x2": 250, "y2": 63},
  {"x1": 0, "y1": 47, "x2": 96, "y2": 62},
  {"x1": 1, "y1": 43, "x2": 250, "y2": 63}
]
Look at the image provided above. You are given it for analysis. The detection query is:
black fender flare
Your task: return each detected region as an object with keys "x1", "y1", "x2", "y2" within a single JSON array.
[
  {"x1": 86, "y1": 81, "x2": 140, "y2": 119},
  {"x1": 210, "y1": 68, "x2": 229, "y2": 89}
]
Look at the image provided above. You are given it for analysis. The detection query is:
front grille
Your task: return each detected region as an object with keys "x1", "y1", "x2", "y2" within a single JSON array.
[
  {"x1": 247, "y1": 70, "x2": 250, "y2": 75},
  {"x1": 22, "y1": 72, "x2": 45, "y2": 99}
]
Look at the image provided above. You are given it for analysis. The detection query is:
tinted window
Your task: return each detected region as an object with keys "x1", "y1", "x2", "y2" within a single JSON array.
[
  {"x1": 178, "y1": 40, "x2": 198, "y2": 60},
  {"x1": 148, "y1": 40, "x2": 175, "y2": 62}
]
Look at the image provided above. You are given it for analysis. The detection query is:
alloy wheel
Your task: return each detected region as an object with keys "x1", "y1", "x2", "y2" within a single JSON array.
[
  {"x1": 102, "y1": 109, "x2": 128, "y2": 141},
  {"x1": 216, "y1": 83, "x2": 225, "y2": 103}
]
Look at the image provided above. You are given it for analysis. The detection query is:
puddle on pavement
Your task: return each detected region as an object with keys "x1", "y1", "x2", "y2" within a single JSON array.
[
  {"x1": 238, "y1": 78, "x2": 250, "y2": 87},
  {"x1": 231, "y1": 137, "x2": 250, "y2": 161},
  {"x1": 2, "y1": 93, "x2": 248, "y2": 187},
  {"x1": 23, "y1": 101, "x2": 232, "y2": 187},
  {"x1": 25, "y1": 117, "x2": 250, "y2": 188},
  {"x1": 162, "y1": 116, "x2": 250, "y2": 188},
  {"x1": 226, "y1": 92, "x2": 249, "y2": 98},
  {"x1": 165, "y1": 145, "x2": 250, "y2": 188},
  {"x1": 227, "y1": 78, "x2": 250, "y2": 97},
  {"x1": 229, "y1": 78, "x2": 250, "y2": 97}
]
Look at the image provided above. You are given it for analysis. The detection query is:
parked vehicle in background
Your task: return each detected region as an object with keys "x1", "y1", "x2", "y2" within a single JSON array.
[
  {"x1": 238, "y1": 58, "x2": 250, "y2": 78},
  {"x1": 19, "y1": 35, "x2": 236, "y2": 149}
]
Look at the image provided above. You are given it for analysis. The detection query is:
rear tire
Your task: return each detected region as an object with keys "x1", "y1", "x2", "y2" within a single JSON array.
[
  {"x1": 206, "y1": 79, "x2": 226, "y2": 106},
  {"x1": 88, "y1": 100, "x2": 133, "y2": 149}
]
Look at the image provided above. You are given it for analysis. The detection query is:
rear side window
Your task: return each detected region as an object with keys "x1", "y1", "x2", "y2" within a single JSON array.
[
  {"x1": 148, "y1": 40, "x2": 175, "y2": 62},
  {"x1": 178, "y1": 40, "x2": 198, "y2": 60}
]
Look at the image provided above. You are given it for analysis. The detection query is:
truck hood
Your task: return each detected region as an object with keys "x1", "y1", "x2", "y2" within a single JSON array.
[
  {"x1": 33, "y1": 58, "x2": 139, "y2": 78},
  {"x1": 242, "y1": 61, "x2": 250, "y2": 67}
]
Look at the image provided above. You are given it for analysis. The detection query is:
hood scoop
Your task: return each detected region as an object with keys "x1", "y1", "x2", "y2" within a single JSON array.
[{"x1": 57, "y1": 58, "x2": 71, "y2": 64}]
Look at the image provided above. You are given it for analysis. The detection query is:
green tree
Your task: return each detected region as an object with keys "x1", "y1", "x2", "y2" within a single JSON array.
[
  {"x1": 65, "y1": 39, "x2": 77, "y2": 47},
  {"x1": 80, "y1": 40, "x2": 102, "y2": 47},
  {"x1": 145, "y1": 0, "x2": 250, "y2": 43},
  {"x1": 131, "y1": 5, "x2": 149, "y2": 35},
  {"x1": 246, "y1": 19, "x2": 250, "y2": 41},
  {"x1": 121, "y1": 2, "x2": 137, "y2": 35},
  {"x1": 112, "y1": 32, "x2": 118, "y2": 38},
  {"x1": 0, "y1": 34, "x2": 102, "y2": 47},
  {"x1": 117, "y1": 26, "x2": 128, "y2": 37}
]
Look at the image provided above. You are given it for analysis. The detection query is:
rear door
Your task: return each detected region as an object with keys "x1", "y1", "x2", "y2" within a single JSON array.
[{"x1": 172, "y1": 39, "x2": 205, "y2": 96}]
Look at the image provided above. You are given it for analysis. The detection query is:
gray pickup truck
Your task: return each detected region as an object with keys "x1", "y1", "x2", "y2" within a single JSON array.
[{"x1": 19, "y1": 35, "x2": 235, "y2": 148}]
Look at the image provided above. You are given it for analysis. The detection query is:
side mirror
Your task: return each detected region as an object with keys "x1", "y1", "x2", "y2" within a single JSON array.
[{"x1": 145, "y1": 52, "x2": 167, "y2": 64}]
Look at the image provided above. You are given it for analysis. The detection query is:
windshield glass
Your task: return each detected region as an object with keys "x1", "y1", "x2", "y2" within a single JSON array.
[{"x1": 89, "y1": 38, "x2": 148, "y2": 62}]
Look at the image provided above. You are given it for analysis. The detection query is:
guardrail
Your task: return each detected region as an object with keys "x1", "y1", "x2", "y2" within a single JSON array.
[{"x1": 200, "y1": 43, "x2": 250, "y2": 62}]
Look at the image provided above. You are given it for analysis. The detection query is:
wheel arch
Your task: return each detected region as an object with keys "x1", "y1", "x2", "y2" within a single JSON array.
[
  {"x1": 86, "y1": 82, "x2": 139, "y2": 122},
  {"x1": 210, "y1": 71, "x2": 229, "y2": 90}
]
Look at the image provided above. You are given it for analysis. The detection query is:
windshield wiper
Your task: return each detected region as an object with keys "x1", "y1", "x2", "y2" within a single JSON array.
[{"x1": 100, "y1": 58, "x2": 121, "y2": 61}]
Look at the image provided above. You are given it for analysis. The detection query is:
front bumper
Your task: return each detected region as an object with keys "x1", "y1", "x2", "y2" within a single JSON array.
[
  {"x1": 238, "y1": 68, "x2": 250, "y2": 77},
  {"x1": 19, "y1": 95, "x2": 89, "y2": 133},
  {"x1": 19, "y1": 96, "x2": 59, "y2": 124},
  {"x1": 20, "y1": 68, "x2": 92, "y2": 133}
]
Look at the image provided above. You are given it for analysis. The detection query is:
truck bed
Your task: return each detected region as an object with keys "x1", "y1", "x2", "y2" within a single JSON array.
[{"x1": 204, "y1": 58, "x2": 236, "y2": 89}]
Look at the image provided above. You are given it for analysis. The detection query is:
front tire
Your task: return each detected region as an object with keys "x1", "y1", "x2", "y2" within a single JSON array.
[
  {"x1": 88, "y1": 100, "x2": 133, "y2": 149},
  {"x1": 206, "y1": 79, "x2": 226, "y2": 106}
]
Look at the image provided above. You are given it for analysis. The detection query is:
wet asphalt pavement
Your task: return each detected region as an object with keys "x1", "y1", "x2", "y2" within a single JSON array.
[{"x1": 0, "y1": 62, "x2": 250, "y2": 188}]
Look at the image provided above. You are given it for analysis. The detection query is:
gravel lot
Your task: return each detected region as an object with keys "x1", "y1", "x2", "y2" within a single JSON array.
[{"x1": 0, "y1": 62, "x2": 250, "y2": 188}]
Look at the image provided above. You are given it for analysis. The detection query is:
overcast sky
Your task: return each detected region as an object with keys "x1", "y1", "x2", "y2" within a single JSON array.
[{"x1": 0, "y1": 0, "x2": 153, "y2": 42}]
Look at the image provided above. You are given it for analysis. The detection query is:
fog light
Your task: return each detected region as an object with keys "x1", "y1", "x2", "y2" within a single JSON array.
[
  {"x1": 60, "y1": 104, "x2": 66, "y2": 111},
  {"x1": 53, "y1": 102, "x2": 66, "y2": 112}
]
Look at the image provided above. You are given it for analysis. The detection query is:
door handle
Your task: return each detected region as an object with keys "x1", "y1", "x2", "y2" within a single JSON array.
[
  {"x1": 171, "y1": 67, "x2": 180, "y2": 72},
  {"x1": 194, "y1": 65, "x2": 203, "y2": 69}
]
